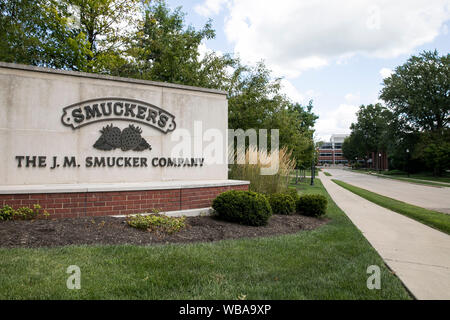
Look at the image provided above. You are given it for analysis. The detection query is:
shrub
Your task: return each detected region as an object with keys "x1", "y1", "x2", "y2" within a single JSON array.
[
  {"x1": 296, "y1": 194, "x2": 328, "y2": 217},
  {"x1": 0, "y1": 205, "x2": 14, "y2": 221},
  {"x1": 269, "y1": 193, "x2": 296, "y2": 215},
  {"x1": 284, "y1": 188, "x2": 300, "y2": 202},
  {"x1": 127, "y1": 214, "x2": 186, "y2": 234},
  {"x1": 0, "y1": 204, "x2": 49, "y2": 221},
  {"x1": 212, "y1": 190, "x2": 272, "y2": 226},
  {"x1": 352, "y1": 162, "x2": 362, "y2": 169}
]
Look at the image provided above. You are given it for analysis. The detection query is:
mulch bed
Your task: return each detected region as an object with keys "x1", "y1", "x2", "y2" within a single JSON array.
[{"x1": 0, "y1": 214, "x2": 329, "y2": 248}]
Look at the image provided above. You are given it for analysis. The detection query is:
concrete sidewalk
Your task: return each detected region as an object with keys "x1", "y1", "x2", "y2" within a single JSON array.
[
  {"x1": 324, "y1": 169, "x2": 450, "y2": 214},
  {"x1": 319, "y1": 173, "x2": 450, "y2": 300}
]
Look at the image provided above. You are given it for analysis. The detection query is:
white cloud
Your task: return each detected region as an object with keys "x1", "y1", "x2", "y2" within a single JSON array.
[
  {"x1": 442, "y1": 23, "x2": 449, "y2": 34},
  {"x1": 198, "y1": 42, "x2": 223, "y2": 60},
  {"x1": 315, "y1": 103, "x2": 359, "y2": 141},
  {"x1": 379, "y1": 67, "x2": 394, "y2": 79},
  {"x1": 198, "y1": 42, "x2": 209, "y2": 60},
  {"x1": 280, "y1": 79, "x2": 318, "y2": 104},
  {"x1": 280, "y1": 79, "x2": 304, "y2": 103},
  {"x1": 344, "y1": 93, "x2": 360, "y2": 104},
  {"x1": 220, "y1": 0, "x2": 450, "y2": 78},
  {"x1": 195, "y1": 0, "x2": 229, "y2": 17}
]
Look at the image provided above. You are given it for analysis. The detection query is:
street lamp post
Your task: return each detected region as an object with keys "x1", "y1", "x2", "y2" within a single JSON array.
[
  {"x1": 406, "y1": 149, "x2": 410, "y2": 177},
  {"x1": 311, "y1": 147, "x2": 317, "y2": 186},
  {"x1": 378, "y1": 153, "x2": 382, "y2": 174}
]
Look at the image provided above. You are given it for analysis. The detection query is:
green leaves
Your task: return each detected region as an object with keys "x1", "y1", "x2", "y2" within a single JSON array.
[
  {"x1": 345, "y1": 103, "x2": 392, "y2": 163},
  {"x1": 295, "y1": 194, "x2": 327, "y2": 217},
  {"x1": 126, "y1": 214, "x2": 186, "y2": 234},
  {"x1": 380, "y1": 50, "x2": 449, "y2": 132},
  {"x1": 0, "y1": 204, "x2": 49, "y2": 220},
  {"x1": 124, "y1": 1, "x2": 224, "y2": 86},
  {"x1": 414, "y1": 129, "x2": 450, "y2": 176},
  {"x1": 268, "y1": 193, "x2": 296, "y2": 215},
  {"x1": 212, "y1": 190, "x2": 272, "y2": 226},
  {"x1": 0, "y1": 0, "x2": 141, "y2": 72},
  {"x1": 379, "y1": 50, "x2": 449, "y2": 175},
  {"x1": 342, "y1": 132, "x2": 366, "y2": 163},
  {"x1": 227, "y1": 61, "x2": 317, "y2": 168},
  {"x1": 344, "y1": 50, "x2": 449, "y2": 175}
]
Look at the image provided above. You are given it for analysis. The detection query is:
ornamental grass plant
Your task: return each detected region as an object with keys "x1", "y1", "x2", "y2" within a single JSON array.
[{"x1": 229, "y1": 146, "x2": 296, "y2": 194}]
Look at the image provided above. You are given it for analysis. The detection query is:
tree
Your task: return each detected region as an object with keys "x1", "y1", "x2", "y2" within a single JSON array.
[
  {"x1": 0, "y1": 0, "x2": 144, "y2": 72},
  {"x1": 119, "y1": 0, "x2": 234, "y2": 88},
  {"x1": 62, "y1": 0, "x2": 144, "y2": 72},
  {"x1": 227, "y1": 60, "x2": 317, "y2": 168},
  {"x1": 414, "y1": 129, "x2": 450, "y2": 176},
  {"x1": 342, "y1": 132, "x2": 366, "y2": 165},
  {"x1": 380, "y1": 50, "x2": 449, "y2": 175},
  {"x1": 0, "y1": 0, "x2": 91, "y2": 69},
  {"x1": 350, "y1": 103, "x2": 392, "y2": 155},
  {"x1": 380, "y1": 50, "x2": 449, "y2": 132}
]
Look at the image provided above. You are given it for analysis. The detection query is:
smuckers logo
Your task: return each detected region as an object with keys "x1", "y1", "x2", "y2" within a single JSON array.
[
  {"x1": 61, "y1": 98, "x2": 176, "y2": 152},
  {"x1": 61, "y1": 98, "x2": 176, "y2": 133}
]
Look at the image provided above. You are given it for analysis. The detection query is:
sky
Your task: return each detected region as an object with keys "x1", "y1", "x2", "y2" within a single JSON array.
[{"x1": 166, "y1": 0, "x2": 450, "y2": 141}]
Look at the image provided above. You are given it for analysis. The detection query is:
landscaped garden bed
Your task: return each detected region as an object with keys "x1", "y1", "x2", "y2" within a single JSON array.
[
  {"x1": 0, "y1": 214, "x2": 328, "y2": 248},
  {"x1": 0, "y1": 179, "x2": 412, "y2": 299}
]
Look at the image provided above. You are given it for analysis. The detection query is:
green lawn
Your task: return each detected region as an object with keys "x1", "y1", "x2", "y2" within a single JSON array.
[
  {"x1": 323, "y1": 172, "x2": 332, "y2": 177},
  {"x1": 291, "y1": 169, "x2": 319, "y2": 177},
  {"x1": 0, "y1": 180, "x2": 411, "y2": 300},
  {"x1": 332, "y1": 179, "x2": 450, "y2": 235}
]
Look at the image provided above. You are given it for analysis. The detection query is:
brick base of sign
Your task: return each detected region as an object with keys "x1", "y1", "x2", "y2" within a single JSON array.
[{"x1": 0, "y1": 184, "x2": 249, "y2": 219}]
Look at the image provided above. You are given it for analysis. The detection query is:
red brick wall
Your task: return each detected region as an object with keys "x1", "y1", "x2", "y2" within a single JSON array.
[{"x1": 0, "y1": 184, "x2": 249, "y2": 219}]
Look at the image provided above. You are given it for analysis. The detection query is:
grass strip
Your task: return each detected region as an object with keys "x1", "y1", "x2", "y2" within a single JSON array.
[{"x1": 332, "y1": 179, "x2": 450, "y2": 235}]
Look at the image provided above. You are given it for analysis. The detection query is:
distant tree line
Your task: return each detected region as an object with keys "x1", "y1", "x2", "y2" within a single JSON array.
[
  {"x1": 0, "y1": 0, "x2": 317, "y2": 168},
  {"x1": 343, "y1": 51, "x2": 449, "y2": 176}
]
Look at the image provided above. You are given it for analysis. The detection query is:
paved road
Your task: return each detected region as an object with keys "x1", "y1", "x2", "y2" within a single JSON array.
[
  {"x1": 320, "y1": 173, "x2": 450, "y2": 300},
  {"x1": 323, "y1": 169, "x2": 450, "y2": 214}
]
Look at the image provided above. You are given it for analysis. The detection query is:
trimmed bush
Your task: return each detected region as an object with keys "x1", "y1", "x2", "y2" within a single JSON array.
[
  {"x1": 212, "y1": 190, "x2": 272, "y2": 226},
  {"x1": 296, "y1": 194, "x2": 328, "y2": 217},
  {"x1": 284, "y1": 188, "x2": 300, "y2": 202},
  {"x1": 269, "y1": 193, "x2": 296, "y2": 215}
]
